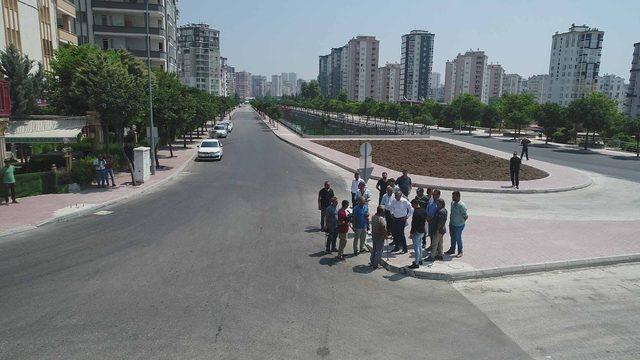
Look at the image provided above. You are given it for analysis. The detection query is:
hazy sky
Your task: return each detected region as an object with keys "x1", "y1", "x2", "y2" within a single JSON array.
[{"x1": 180, "y1": 0, "x2": 639, "y2": 82}]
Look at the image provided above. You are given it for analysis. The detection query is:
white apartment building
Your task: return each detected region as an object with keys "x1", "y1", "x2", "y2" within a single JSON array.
[
  {"x1": 627, "y1": 42, "x2": 640, "y2": 118},
  {"x1": 375, "y1": 63, "x2": 401, "y2": 103},
  {"x1": 525, "y1": 74, "x2": 551, "y2": 103},
  {"x1": 234, "y1": 71, "x2": 251, "y2": 99},
  {"x1": 219, "y1": 56, "x2": 228, "y2": 96},
  {"x1": 445, "y1": 50, "x2": 490, "y2": 104},
  {"x1": 0, "y1": 0, "x2": 76, "y2": 71},
  {"x1": 281, "y1": 72, "x2": 297, "y2": 96},
  {"x1": 443, "y1": 60, "x2": 456, "y2": 103},
  {"x1": 548, "y1": 24, "x2": 604, "y2": 106},
  {"x1": 177, "y1": 23, "x2": 220, "y2": 94},
  {"x1": 251, "y1": 75, "x2": 267, "y2": 98},
  {"x1": 225, "y1": 65, "x2": 235, "y2": 96},
  {"x1": 270, "y1": 74, "x2": 282, "y2": 97},
  {"x1": 429, "y1": 72, "x2": 441, "y2": 99},
  {"x1": 345, "y1": 36, "x2": 379, "y2": 101},
  {"x1": 502, "y1": 73, "x2": 523, "y2": 95},
  {"x1": 487, "y1": 64, "x2": 504, "y2": 101},
  {"x1": 76, "y1": 0, "x2": 179, "y2": 72},
  {"x1": 400, "y1": 30, "x2": 435, "y2": 102},
  {"x1": 597, "y1": 74, "x2": 628, "y2": 112}
]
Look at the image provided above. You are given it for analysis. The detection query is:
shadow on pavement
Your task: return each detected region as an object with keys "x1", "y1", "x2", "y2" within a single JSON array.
[
  {"x1": 552, "y1": 148, "x2": 600, "y2": 155},
  {"x1": 383, "y1": 273, "x2": 408, "y2": 282},
  {"x1": 304, "y1": 227, "x2": 322, "y2": 233},
  {"x1": 610, "y1": 155, "x2": 640, "y2": 161},
  {"x1": 308, "y1": 251, "x2": 326, "y2": 258},
  {"x1": 319, "y1": 257, "x2": 340, "y2": 267},
  {"x1": 352, "y1": 264, "x2": 375, "y2": 274}
]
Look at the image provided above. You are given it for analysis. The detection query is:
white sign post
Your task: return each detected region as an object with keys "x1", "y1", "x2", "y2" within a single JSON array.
[{"x1": 358, "y1": 142, "x2": 374, "y2": 182}]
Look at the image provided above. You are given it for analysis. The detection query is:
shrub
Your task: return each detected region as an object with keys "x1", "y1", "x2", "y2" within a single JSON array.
[
  {"x1": 71, "y1": 157, "x2": 96, "y2": 186},
  {"x1": 552, "y1": 127, "x2": 571, "y2": 144},
  {"x1": 27, "y1": 152, "x2": 66, "y2": 172},
  {"x1": 0, "y1": 172, "x2": 68, "y2": 198}
]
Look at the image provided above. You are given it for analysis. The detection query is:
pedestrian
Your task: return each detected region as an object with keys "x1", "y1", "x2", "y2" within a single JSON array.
[
  {"x1": 105, "y1": 154, "x2": 116, "y2": 187},
  {"x1": 425, "y1": 189, "x2": 441, "y2": 252},
  {"x1": 324, "y1": 197, "x2": 338, "y2": 254},
  {"x1": 369, "y1": 206, "x2": 387, "y2": 269},
  {"x1": 387, "y1": 178, "x2": 400, "y2": 194},
  {"x1": 520, "y1": 137, "x2": 531, "y2": 160},
  {"x1": 93, "y1": 154, "x2": 107, "y2": 188},
  {"x1": 336, "y1": 200, "x2": 350, "y2": 260},
  {"x1": 396, "y1": 169, "x2": 412, "y2": 198},
  {"x1": 376, "y1": 172, "x2": 389, "y2": 205},
  {"x1": 351, "y1": 197, "x2": 369, "y2": 256},
  {"x1": 318, "y1": 181, "x2": 335, "y2": 230},
  {"x1": 381, "y1": 185, "x2": 394, "y2": 237},
  {"x1": 425, "y1": 198, "x2": 447, "y2": 261},
  {"x1": 350, "y1": 172, "x2": 363, "y2": 207},
  {"x1": 354, "y1": 181, "x2": 371, "y2": 204},
  {"x1": 413, "y1": 187, "x2": 428, "y2": 210},
  {"x1": 1, "y1": 159, "x2": 18, "y2": 205},
  {"x1": 510, "y1": 152, "x2": 521, "y2": 189},
  {"x1": 389, "y1": 190, "x2": 413, "y2": 253},
  {"x1": 446, "y1": 191, "x2": 468, "y2": 258},
  {"x1": 408, "y1": 199, "x2": 426, "y2": 269}
]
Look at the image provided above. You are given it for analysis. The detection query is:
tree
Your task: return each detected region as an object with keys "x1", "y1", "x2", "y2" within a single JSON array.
[
  {"x1": 536, "y1": 102, "x2": 566, "y2": 144},
  {"x1": 301, "y1": 79, "x2": 321, "y2": 100},
  {"x1": 623, "y1": 115, "x2": 640, "y2": 157},
  {"x1": 0, "y1": 44, "x2": 44, "y2": 116},
  {"x1": 567, "y1": 92, "x2": 617, "y2": 149},
  {"x1": 451, "y1": 94, "x2": 484, "y2": 133},
  {"x1": 481, "y1": 104, "x2": 500, "y2": 137},
  {"x1": 495, "y1": 93, "x2": 538, "y2": 138}
]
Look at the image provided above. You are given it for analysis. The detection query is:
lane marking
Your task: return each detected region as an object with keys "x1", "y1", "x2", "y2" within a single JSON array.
[{"x1": 93, "y1": 211, "x2": 113, "y2": 216}]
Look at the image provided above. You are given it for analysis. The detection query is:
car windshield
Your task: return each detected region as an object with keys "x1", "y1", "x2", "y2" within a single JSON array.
[
  {"x1": 201, "y1": 142, "x2": 219, "y2": 148},
  {"x1": 214, "y1": 125, "x2": 225, "y2": 130}
]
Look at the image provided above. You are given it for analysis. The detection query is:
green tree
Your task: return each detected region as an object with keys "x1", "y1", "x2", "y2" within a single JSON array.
[
  {"x1": 0, "y1": 44, "x2": 44, "y2": 116},
  {"x1": 567, "y1": 93, "x2": 617, "y2": 149},
  {"x1": 301, "y1": 80, "x2": 321, "y2": 100},
  {"x1": 536, "y1": 102, "x2": 566, "y2": 144},
  {"x1": 451, "y1": 94, "x2": 484, "y2": 133},
  {"x1": 337, "y1": 91, "x2": 348, "y2": 103},
  {"x1": 481, "y1": 104, "x2": 500, "y2": 137},
  {"x1": 623, "y1": 115, "x2": 640, "y2": 157},
  {"x1": 495, "y1": 93, "x2": 538, "y2": 138}
]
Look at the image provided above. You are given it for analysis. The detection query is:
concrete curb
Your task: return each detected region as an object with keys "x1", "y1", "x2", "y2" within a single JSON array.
[
  {"x1": 363, "y1": 242, "x2": 640, "y2": 281},
  {"x1": 256, "y1": 111, "x2": 592, "y2": 194}
]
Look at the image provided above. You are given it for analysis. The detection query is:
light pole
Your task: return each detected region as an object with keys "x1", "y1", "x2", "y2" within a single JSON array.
[{"x1": 145, "y1": 0, "x2": 156, "y2": 175}]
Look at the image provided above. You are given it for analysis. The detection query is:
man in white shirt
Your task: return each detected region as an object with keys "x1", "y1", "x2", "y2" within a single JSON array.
[
  {"x1": 350, "y1": 171, "x2": 364, "y2": 207},
  {"x1": 380, "y1": 186, "x2": 394, "y2": 237},
  {"x1": 353, "y1": 181, "x2": 371, "y2": 204},
  {"x1": 388, "y1": 190, "x2": 413, "y2": 253}
]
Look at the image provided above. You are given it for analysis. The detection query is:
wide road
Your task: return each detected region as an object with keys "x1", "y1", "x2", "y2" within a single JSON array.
[
  {"x1": 431, "y1": 130, "x2": 640, "y2": 182},
  {"x1": 0, "y1": 106, "x2": 530, "y2": 359}
]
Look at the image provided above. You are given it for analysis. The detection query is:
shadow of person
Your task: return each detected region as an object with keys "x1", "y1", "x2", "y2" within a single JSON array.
[
  {"x1": 308, "y1": 251, "x2": 326, "y2": 258},
  {"x1": 383, "y1": 273, "x2": 408, "y2": 282},
  {"x1": 352, "y1": 264, "x2": 374, "y2": 274},
  {"x1": 320, "y1": 257, "x2": 339, "y2": 267}
]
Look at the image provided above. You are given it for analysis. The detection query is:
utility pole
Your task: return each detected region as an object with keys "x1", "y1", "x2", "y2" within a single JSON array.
[{"x1": 146, "y1": 0, "x2": 156, "y2": 175}]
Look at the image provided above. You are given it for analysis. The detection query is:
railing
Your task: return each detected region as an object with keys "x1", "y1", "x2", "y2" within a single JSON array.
[
  {"x1": 91, "y1": 0, "x2": 164, "y2": 12},
  {"x1": 93, "y1": 25, "x2": 165, "y2": 36},
  {"x1": 127, "y1": 49, "x2": 167, "y2": 60}
]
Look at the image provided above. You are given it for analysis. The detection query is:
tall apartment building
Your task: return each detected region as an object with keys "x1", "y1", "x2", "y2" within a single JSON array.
[
  {"x1": 76, "y1": 0, "x2": 179, "y2": 72},
  {"x1": 502, "y1": 73, "x2": 523, "y2": 95},
  {"x1": 597, "y1": 74, "x2": 627, "y2": 112},
  {"x1": 219, "y1": 56, "x2": 228, "y2": 96},
  {"x1": 225, "y1": 65, "x2": 235, "y2": 96},
  {"x1": 444, "y1": 50, "x2": 490, "y2": 104},
  {"x1": 281, "y1": 72, "x2": 297, "y2": 96},
  {"x1": 346, "y1": 36, "x2": 379, "y2": 101},
  {"x1": 251, "y1": 75, "x2": 267, "y2": 98},
  {"x1": 177, "y1": 23, "x2": 220, "y2": 94},
  {"x1": 375, "y1": 63, "x2": 401, "y2": 103},
  {"x1": 270, "y1": 74, "x2": 282, "y2": 97},
  {"x1": 0, "y1": 0, "x2": 76, "y2": 70},
  {"x1": 234, "y1": 71, "x2": 251, "y2": 99},
  {"x1": 525, "y1": 74, "x2": 550, "y2": 103},
  {"x1": 318, "y1": 54, "x2": 330, "y2": 96},
  {"x1": 400, "y1": 30, "x2": 435, "y2": 102},
  {"x1": 548, "y1": 24, "x2": 604, "y2": 106},
  {"x1": 429, "y1": 72, "x2": 441, "y2": 99},
  {"x1": 627, "y1": 43, "x2": 640, "y2": 118},
  {"x1": 487, "y1": 64, "x2": 505, "y2": 101},
  {"x1": 318, "y1": 46, "x2": 348, "y2": 98}
]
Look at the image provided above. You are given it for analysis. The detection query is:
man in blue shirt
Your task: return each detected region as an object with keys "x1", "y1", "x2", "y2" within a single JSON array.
[
  {"x1": 425, "y1": 189, "x2": 440, "y2": 253},
  {"x1": 324, "y1": 197, "x2": 339, "y2": 254},
  {"x1": 446, "y1": 191, "x2": 468, "y2": 258},
  {"x1": 352, "y1": 197, "x2": 369, "y2": 256}
]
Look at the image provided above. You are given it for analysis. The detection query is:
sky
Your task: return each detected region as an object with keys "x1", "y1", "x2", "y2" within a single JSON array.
[{"x1": 180, "y1": 0, "x2": 639, "y2": 83}]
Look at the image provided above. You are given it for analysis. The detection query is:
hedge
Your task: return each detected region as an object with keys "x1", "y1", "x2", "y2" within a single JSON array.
[{"x1": 0, "y1": 172, "x2": 68, "y2": 199}]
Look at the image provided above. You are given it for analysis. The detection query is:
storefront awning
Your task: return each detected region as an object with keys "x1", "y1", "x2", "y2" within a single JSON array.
[{"x1": 4, "y1": 118, "x2": 87, "y2": 144}]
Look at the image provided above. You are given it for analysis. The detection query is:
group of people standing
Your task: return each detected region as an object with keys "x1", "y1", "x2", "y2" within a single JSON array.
[
  {"x1": 93, "y1": 154, "x2": 116, "y2": 188},
  {"x1": 318, "y1": 170, "x2": 469, "y2": 270}
]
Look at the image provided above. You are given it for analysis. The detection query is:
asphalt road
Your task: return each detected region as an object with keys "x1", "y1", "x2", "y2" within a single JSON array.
[
  {"x1": 431, "y1": 130, "x2": 640, "y2": 182},
  {"x1": 0, "y1": 107, "x2": 531, "y2": 359}
]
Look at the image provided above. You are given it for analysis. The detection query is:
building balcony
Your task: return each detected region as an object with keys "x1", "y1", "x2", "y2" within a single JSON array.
[
  {"x1": 128, "y1": 49, "x2": 167, "y2": 60},
  {"x1": 91, "y1": 0, "x2": 164, "y2": 13},
  {"x1": 58, "y1": 28, "x2": 78, "y2": 45},
  {"x1": 57, "y1": 0, "x2": 76, "y2": 17},
  {"x1": 93, "y1": 25, "x2": 165, "y2": 37}
]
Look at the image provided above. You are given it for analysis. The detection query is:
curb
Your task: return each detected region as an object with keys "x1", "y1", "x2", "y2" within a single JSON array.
[{"x1": 257, "y1": 112, "x2": 592, "y2": 194}]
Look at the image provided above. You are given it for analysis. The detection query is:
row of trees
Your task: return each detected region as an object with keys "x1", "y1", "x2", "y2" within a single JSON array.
[
  {"x1": 0, "y1": 44, "x2": 239, "y2": 183},
  {"x1": 272, "y1": 83, "x2": 639, "y2": 154}
]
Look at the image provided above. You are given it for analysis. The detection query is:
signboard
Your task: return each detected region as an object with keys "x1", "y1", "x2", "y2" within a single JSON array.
[
  {"x1": 146, "y1": 126, "x2": 159, "y2": 143},
  {"x1": 358, "y1": 142, "x2": 374, "y2": 182}
]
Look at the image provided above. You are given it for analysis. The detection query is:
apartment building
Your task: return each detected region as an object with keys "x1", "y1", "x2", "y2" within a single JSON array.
[
  {"x1": 251, "y1": 75, "x2": 267, "y2": 98},
  {"x1": 444, "y1": 50, "x2": 490, "y2": 104},
  {"x1": 375, "y1": 63, "x2": 401, "y2": 103},
  {"x1": 627, "y1": 43, "x2": 640, "y2": 118},
  {"x1": 487, "y1": 64, "x2": 504, "y2": 101},
  {"x1": 177, "y1": 23, "x2": 220, "y2": 94},
  {"x1": 429, "y1": 72, "x2": 441, "y2": 99},
  {"x1": 443, "y1": 60, "x2": 456, "y2": 103},
  {"x1": 400, "y1": 30, "x2": 434, "y2": 102},
  {"x1": 502, "y1": 73, "x2": 523, "y2": 95},
  {"x1": 597, "y1": 74, "x2": 627, "y2": 112},
  {"x1": 318, "y1": 54, "x2": 330, "y2": 96},
  {"x1": 234, "y1": 71, "x2": 251, "y2": 99},
  {"x1": 225, "y1": 64, "x2": 235, "y2": 96},
  {"x1": 270, "y1": 74, "x2": 282, "y2": 97},
  {"x1": 281, "y1": 72, "x2": 297, "y2": 96},
  {"x1": 548, "y1": 24, "x2": 604, "y2": 106},
  {"x1": 76, "y1": 0, "x2": 179, "y2": 72},
  {"x1": 525, "y1": 74, "x2": 551, "y2": 103},
  {"x1": 220, "y1": 56, "x2": 229, "y2": 96}
]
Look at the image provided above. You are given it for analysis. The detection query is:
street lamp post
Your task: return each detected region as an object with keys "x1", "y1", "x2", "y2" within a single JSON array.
[{"x1": 145, "y1": 0, "x2": 156, "y2": 175}]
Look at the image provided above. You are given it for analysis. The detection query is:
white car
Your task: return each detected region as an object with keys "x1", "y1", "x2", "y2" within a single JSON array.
[
  {"x1": 213, "y1": 124, "x2": 228, "y2": 138},
  {"x1": 223, "y1": 121, "x2": 233, "y2": 132},
  {"x1": 197, "y1": 139, "x2": 223, "y2": 160}
]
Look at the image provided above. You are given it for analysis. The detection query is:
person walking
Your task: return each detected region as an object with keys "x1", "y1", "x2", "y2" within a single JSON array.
[
  {"x1": 389, "y1": 190, "x2": 413, "y2": 253},
  {"x1": 510, "y1": 152, "x2": 521, "y2": 189},
  {"x1": 318, "y1": 181, "x2": 335, "y2": 230},
  {"x1": 369, "y1": 206, "x2": 387, "y2": 269},
  {"x1": 336, "y1": 200, "x2": 350, "y2": 260},
  {"x1": 520, "y1": 137, "x2": 531, "y2": 160},
  {"x1": 351, "y1": 197, "x2": 369, "y2": 256},
  {"x1": 1, "y1": 159, "x2": 18, "y2": 205},
  {"x1": 324, "y1": 197, "x2": 338, "y2": 254},
  {"x1": 93, "y1": 154, "x2": 107, "y2": 188},
  {"x1": 425, "y1": 189, "x2": 441, "y2": 252},
  {"x1": 446, "y1": 191, "x2": 468, "y2": 258},
  {"x1": 376, "y1": 172, "x2": 389, "y2": 205},
  {"x1": 425, "y1": 198, "x2": 447, "y2": 261},
  {"x1": 105, "y1": 154, "x2": 116, "y2": 187},
  {"x1": 396, "y1": 169, "x2": 412, "y2": 198},
  {"x1": 408, "y1": 199, "x2": 426, "y2": 269},
  {"x1": 350, "y1": 172, "x2": 363, "y2": 207},
  {"x1": 354, "y1": 181, "x2": 371, "y2": 204}
]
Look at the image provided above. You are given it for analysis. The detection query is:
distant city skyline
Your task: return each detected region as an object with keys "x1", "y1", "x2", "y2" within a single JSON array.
[{"x1": 180, "y1": 0, "x2": 638, "y2": 81}]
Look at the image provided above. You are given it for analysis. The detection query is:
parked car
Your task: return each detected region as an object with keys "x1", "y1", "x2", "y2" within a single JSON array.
[
  {"x1": 213, "y1": 124, "x2": 228, "y2": 138},
  {"x1": 197, "y1": 139, "x2": 223, "y2": 160},
  {"x1": 223, "y1": 121, "x2": 233, "y2": 132}
]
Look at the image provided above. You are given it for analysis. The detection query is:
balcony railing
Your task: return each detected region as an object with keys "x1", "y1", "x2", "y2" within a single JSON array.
[
  {"x1": 94, "y1": 25, "x2": 165, "y2": 36},
  {"x1": 91, "y1": 0, "x2": 164, "y2": 12},
  {"x1": 128, "y1": 49, "x2": 167, "y2": 60}
]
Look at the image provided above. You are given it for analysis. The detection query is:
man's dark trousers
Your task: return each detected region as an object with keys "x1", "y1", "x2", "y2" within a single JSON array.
[
  {"x1": 325, "y1": 229, "x2": 337, "y2": 252},
  {"x1": 392, "y1": 217, "x2": 407, "y2": 252},
  {"x1": 510, "y1": 171, "x2": 519, "y2": 187},
  {"x1": 521, "y1": 147, "x2": 529, "y2": 160}
]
